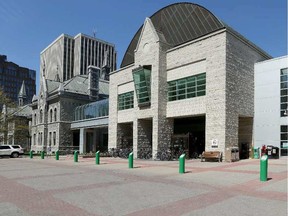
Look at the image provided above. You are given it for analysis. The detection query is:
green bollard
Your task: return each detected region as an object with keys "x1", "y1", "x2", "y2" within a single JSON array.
[
  {"x1": 96, "y1": 151, "x2": 100, "y2": 165},
  {"x1": 41, "y1": 151, "x2": 45, "y2": 159},
  {"x1": 55, "y1": 150, "x2": 59, "y2": 161},
  {"x1": 29, "y1": 150, "x2": 33, "y2": 159},
  {"x1": 260, "y1": 155, "x2": 268, "y2": 181},
  {"x1": 179, "y1": 154, "x2": 186, "y2": 174},
  {"x1": 128, "y1": 152, "x2": 133, "y2": 169},
  {"x1": 74, "y1": 151, "x2": 78, "y2": 162}
]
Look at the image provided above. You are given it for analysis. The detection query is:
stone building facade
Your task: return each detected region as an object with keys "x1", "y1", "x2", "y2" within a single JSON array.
[
  {"x1": 0, "y1": 81, "x2": 32, "y2": 150},
  {"x1": 30, "y1": 66, "x2": 109, "y2": 153},
  {"x1": 108, "y1": 3, "x2": 271, "y2": 160}
]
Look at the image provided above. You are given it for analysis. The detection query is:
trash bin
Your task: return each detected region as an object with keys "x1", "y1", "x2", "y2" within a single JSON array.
[
  {"x1": 254, "y1": 147, "x2": 259, "y2": 159},
  {"x1": 225, "y1": 147, "x2": 239, "y2": 162},
  {"x1": 266, "y1": 145, "x2": 273, "y2": 159},
  {"x1": 271, "y1": 146, "x2": 279, "y2": 159}
]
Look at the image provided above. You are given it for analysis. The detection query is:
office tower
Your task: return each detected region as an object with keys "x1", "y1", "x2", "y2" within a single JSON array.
[
  {"x1": 0, "y1": 55, "x2": 36, "y2": 105},
  {"x1": 40, "y1": 33, "x2": 117, "y2": 82}
]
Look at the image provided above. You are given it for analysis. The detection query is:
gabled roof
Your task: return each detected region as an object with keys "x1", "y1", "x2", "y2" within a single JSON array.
[
  {"x1": 7, "y1": 104, "x2": 32, "y2": 118},
  {"x1": 63, "y1": 75, "x2": 89, "y2": 94},
  {"x1": 44, "y1": 75, "x2": 109, "y2": 96}
]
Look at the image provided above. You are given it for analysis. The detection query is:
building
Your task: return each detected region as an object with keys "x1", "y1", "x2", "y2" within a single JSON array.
[
  {"x1": 254, "y1": 56, "x2": 288, "y2": 156},
  {"x1": 40, "y1": 33, "x2": 117, "y2": 82},
  {"x1": 108, "y1": 3, "x2": 271, "y2": 160},
  {"x1": 30, "y1": 66, "x2": 109, "y2": 153},
  {"x1": 0, "y1": 81, "x2": 32, "y2": 150},
  {"x1": 0, "y1": 55, "x2": 36, "y2": 105},
  {"x1": 30, "y1": 33, "x2": 115, "y2": 153}
]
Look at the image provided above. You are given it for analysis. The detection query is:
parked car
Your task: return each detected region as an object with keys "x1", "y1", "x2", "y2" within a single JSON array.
[{"x1": 0, "y1": 145, "x2": 24, "y2": 158}]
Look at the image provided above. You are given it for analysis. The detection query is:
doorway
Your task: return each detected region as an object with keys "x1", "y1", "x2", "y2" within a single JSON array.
[{"x1": 173, "y1": 116, "x2": 205, "y2": 158}]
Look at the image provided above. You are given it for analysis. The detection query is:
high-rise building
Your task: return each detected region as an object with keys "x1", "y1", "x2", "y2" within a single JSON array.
[
  {"x1": 40, "y1": 33, "x2": 117, "y2": 82},
  {"x1": 0, "y1": 55, "x2": 36, "y2": 104}
]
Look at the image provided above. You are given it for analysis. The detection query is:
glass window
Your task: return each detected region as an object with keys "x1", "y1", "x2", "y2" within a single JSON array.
[
  {"x1": 72, "y1": 99, "x2": 109, "y2": 121},
  {"x1": 168, "y1": 73, "x2": 206, "y2": 101},
  {"x1": 50, "y1": 109, "x2": 53, "y2": 122},
  {"x1": 118, "y1": 92, "x2": 134, "y2": 110},
  {"x1": 54, "y1": 108, "x2": 57, "y2": 121},
  {"x1": 34, "y1": 113, "x2": 37, "y2": 125},
  {"x1": 280, "y1": 68, "x2": 288, "y2": 117},
  {"x1": 40, "y1": 110, "x2": 43, "y2": 123},
  {"x1": 49, "y1": 132, "x2": 52, "y2": 146},
  {"x1": 53, "y1": 132, "x2": 56, "y2": 146},
  {"x1": 280, "y1": 125, "x2": 288, "y2": 156},
  {"x1": 133, "y1": 65, "x2": 151, "y2": 107}
]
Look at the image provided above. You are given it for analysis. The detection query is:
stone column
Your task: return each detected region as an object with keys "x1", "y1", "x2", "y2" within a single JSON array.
[
  {"x1": 93, "y1": 128, "x2": 97, "y2": 152},
  {"x1": 79, "y1": 128, "x2": 86, "y2": 154}
]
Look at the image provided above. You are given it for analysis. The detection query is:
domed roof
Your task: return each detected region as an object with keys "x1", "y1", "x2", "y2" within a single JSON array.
[{"x1": 121, "y1": 2, "x2": 225, "y2": 68}]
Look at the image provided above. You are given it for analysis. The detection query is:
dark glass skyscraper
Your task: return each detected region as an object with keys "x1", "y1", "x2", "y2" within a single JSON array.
[{"x1": 0, "y1": 55, "x2": 36, "y2": 104}]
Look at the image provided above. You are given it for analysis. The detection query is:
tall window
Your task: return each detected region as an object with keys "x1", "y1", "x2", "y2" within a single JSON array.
[
  {"x1": 118, "y1": 92, "x2": 134, "y2": 110},
  {"x1": 168, "y1": 73, "x2": 206, "y2": 101},
  {"x1": 132, "y1": 65, "x2": 151, "y2": 107},
  {"x1": 53, "y1": 132, "x2": 56, "y2": 146},
  {"x1": 280, "y1": 125, "x2": 288, "y2": 156},
  {"x1": 49, "y1": 132, "x2": 52, "y2": 146},
  {"x1": 40, "y1": 132, "x2": 43, "y2": 146},
  {"x1": 38, "y1": 132, "x2": 41, "y2": 146},
  {"x1": 280, "y1": 68, "x2": 287, "y2": 117},
  {"x1": 54, "y1": 108, "x2": 57, "y2": 121},
  {"x1": 34, "y1": 113, "x2": 37, "y2": 125},
  {"x1": 33, "y1": 134, "x2": 36, "y2": 145},
  {"x1": 40, "y1": 109, "x2": 43, "y2": 123},
  {"x1": 50, "y1": 109, "x2": 53, "y2": 122}
]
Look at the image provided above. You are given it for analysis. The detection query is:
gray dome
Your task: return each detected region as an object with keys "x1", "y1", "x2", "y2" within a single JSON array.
[{"x1": 121, "y1": 2, "x2": 225, "y2": 68}]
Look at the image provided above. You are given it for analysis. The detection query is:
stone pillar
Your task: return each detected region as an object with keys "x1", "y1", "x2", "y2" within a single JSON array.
[
  {"x1": 79, "y1": 128, "x2": 86, "y2": 154},
  {"x1": 93, "y1": 128, "x2": 97, "y2": 152}
]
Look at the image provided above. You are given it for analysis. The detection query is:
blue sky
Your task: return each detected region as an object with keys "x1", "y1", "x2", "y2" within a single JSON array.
[{"x1": 0, "y1": 0, "x2": 287, "y2": 92}]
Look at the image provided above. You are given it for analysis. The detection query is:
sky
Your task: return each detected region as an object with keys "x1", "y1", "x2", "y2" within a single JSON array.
[{"x1": 0, "y1": 0, "x2": 287, "y2": 92}]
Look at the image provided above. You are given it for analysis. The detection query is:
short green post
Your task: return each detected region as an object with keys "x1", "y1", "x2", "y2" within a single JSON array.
[
  {"x1": 41, "y1": 151, "x2": 45, "y2": 159},
  {"x1": 55, "y1": 150, "x2": 59, "y2": 161},
  {"x1": 179, "y1": 154, "x2": 186, "y2": 174},
  {"x1": 74, "y1": 151, "x2": 78, "y2": 162},
  {"x1": 96, "y1": 151, "x2": 100, "y2": 165},
  {"x1": 128, "y1": 152, "x2": 133, "y2": 169},
  {"x1": 260, "y1": 155, "x2": 268, "y2": 181},
  {"x1": 29, "y1": 150, "x2": 33, "y2": 159}
]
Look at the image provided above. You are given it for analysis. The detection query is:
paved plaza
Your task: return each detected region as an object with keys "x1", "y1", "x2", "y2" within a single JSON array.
[{"x1": 0, "y1": 156, "x2": 287, "y2": 216}]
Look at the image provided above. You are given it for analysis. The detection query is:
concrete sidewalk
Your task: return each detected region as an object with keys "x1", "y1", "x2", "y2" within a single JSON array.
[{"x1": 0, "y1": 156, "x2": 287, "y2": 216}]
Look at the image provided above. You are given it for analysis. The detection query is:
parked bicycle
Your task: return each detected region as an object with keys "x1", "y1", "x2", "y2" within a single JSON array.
[{"x1": 137, "y1": 147, "x2": 152, "y2": 159}]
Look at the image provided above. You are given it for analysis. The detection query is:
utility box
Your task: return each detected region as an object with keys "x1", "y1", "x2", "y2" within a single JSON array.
[
  {"x1": 254, "y1": 147, "x2": 260, "y2": 159},
  {"x1": 225, "y1": 147, "x2": 239, "y2": 162}
]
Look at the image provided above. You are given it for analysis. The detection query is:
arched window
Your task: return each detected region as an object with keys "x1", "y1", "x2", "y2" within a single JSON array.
[
  {"x1": 34, "y1": 113, "x2": 37, "y2": 125},
  {"x1": 54, "y1": 108, "x2": 57, "y2": 121},
  {"x1": 50, "y1": 109, "x2": 53, "y2": 122},
  {"x1": 33, "y1": 134, "x2": 36, "y2": 145},
  {"x1": 53, "y1": 131, "x2": 56, "y2": 145},
  {"x1": 40, "y1": 109, "x2": 43, "y2": 123}
]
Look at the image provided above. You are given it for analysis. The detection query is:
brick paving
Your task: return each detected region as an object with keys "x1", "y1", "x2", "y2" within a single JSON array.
[{"x1": 0, "y1": 156, "x2": 287, "y2": 216}]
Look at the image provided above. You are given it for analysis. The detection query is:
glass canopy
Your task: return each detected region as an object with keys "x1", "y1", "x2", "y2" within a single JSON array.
[{"x1": 73, "y1": 98, "x2": 109, "y2": 121}]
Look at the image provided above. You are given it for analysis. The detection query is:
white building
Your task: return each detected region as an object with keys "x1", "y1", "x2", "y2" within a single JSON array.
[{"x1": 254, "y1": 56, "x2": 288, "y2": 156}]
